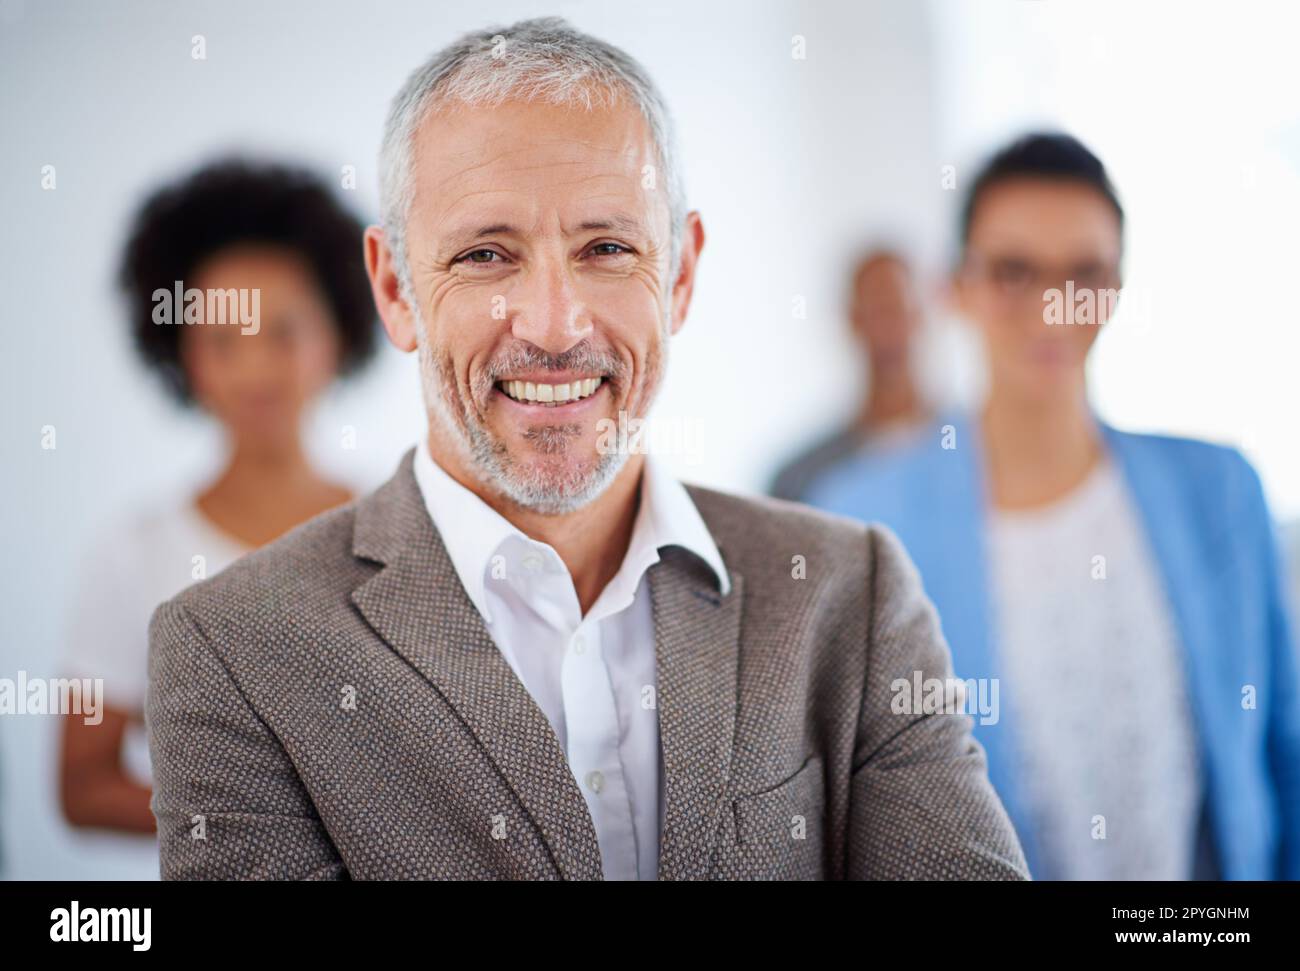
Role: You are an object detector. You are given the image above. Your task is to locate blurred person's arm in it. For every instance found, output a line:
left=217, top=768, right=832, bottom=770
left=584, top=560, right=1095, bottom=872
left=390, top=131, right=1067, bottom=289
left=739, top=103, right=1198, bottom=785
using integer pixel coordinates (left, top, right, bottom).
left=847, top=527, right=1029, bottom=879
left=59, top=710, right=155, bottom=833
left=60, top=521, right=156, bottom=835
left=147, top=598, right=346, bottom=880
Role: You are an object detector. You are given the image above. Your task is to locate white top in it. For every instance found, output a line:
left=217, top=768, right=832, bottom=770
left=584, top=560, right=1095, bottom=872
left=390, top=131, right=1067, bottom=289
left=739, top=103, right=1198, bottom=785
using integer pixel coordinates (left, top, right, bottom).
left=64, top=500, right=250, bottom=783
left=987, top=458, right=1203, bottom=880
left=413, top=442, right=729, bottom=881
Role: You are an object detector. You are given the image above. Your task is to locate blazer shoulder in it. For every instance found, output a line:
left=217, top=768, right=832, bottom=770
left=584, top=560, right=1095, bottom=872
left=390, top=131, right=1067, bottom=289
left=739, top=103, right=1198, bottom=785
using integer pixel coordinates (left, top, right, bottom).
left=683, top=485, right=932, bottom=652
left=163, top=499, right=365, bottom=625
left=1112, top=426, right=1248, bottom=472
left=1109, top=426, right=1264, bottom=506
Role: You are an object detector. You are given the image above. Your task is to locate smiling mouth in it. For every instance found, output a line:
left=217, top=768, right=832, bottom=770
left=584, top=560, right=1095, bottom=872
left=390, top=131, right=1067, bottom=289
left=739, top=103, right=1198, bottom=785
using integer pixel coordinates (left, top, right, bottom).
left=496, top=377, right=605, bottom=406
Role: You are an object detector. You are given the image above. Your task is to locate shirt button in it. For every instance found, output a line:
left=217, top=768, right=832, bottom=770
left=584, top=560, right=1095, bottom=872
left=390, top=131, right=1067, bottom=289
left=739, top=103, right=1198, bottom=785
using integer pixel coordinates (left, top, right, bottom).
left=572, top=633, right=586, bottom=655
left=585, top=770, right=605, bottom=794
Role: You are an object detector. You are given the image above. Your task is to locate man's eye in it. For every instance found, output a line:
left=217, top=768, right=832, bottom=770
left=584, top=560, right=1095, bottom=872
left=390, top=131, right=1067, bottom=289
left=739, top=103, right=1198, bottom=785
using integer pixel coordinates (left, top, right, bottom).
left=589, top=242, right=629, bottom=257
left=459, top=249, right=502, bottom=265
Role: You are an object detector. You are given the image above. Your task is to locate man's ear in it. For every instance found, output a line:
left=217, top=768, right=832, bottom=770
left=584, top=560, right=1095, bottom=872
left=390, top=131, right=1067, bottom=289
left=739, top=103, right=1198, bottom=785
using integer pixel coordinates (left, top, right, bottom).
left=668, top=211, right=705, bottom=336
left=364, top=225, right=418, bottom=352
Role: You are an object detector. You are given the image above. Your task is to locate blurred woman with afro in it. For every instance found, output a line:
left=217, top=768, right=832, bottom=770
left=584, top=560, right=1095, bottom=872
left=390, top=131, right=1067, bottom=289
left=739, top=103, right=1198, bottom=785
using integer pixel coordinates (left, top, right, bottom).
left=59, top=158, right=377, bottom=845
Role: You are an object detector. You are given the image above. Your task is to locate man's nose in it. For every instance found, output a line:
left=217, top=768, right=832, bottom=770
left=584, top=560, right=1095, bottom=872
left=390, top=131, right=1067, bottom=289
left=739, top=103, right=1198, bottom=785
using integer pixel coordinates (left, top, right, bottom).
left=508, top=254, right=593, bottom=355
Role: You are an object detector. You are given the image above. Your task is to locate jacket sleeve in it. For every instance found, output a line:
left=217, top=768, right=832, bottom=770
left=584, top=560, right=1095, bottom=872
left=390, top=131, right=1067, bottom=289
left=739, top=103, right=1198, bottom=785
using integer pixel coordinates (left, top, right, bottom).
left=847, top=525, right=1030, bottom=880
left=146, top=598, right=347, bottom=880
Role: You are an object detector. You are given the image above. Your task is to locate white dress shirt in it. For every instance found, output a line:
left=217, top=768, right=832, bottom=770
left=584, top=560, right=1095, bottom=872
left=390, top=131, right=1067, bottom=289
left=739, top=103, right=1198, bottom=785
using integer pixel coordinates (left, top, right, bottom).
left=412, top=442, right=729, bottom=880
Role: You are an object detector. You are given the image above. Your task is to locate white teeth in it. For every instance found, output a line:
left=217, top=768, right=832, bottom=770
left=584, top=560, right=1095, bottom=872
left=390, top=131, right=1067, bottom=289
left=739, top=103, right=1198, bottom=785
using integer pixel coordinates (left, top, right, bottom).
left=499, top=376, right=604, bottom=405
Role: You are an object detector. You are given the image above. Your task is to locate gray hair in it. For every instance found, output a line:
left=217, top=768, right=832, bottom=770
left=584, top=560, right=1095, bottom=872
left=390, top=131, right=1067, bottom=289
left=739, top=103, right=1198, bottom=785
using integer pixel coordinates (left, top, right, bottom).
left=378, top=17, right=687, bottom=298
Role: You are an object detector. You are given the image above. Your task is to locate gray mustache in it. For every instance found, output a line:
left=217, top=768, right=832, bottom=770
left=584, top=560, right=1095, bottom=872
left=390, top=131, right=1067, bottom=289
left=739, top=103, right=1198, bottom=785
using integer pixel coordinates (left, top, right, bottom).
left=484, top=342, right=626, bottom=382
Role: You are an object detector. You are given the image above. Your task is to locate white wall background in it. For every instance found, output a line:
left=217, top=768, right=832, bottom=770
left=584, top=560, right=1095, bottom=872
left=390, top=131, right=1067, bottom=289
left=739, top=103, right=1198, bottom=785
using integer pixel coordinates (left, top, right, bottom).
left=0, top=0, right=942, bottom=878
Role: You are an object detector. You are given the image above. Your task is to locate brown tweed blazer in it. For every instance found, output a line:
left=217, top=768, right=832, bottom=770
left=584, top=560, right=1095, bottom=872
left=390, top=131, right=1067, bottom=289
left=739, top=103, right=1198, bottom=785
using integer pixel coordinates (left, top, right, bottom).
left=147, top=448, right=1028, bottom=880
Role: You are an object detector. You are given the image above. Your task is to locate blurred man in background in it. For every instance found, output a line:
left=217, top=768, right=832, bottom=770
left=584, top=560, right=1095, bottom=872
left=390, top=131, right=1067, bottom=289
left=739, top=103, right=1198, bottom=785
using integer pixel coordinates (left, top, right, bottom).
left=806, top=132, right=1300, bottom=880
left=60, top=160, right=376, bottom=844
left=769, top=248, right=931, bottom=501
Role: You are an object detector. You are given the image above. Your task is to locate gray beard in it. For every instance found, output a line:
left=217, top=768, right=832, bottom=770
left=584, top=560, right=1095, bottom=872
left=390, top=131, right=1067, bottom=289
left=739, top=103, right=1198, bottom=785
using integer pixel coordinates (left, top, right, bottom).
left=458, top=402, right=628, bottom=516
left=413, top=305, right=666, bottom=516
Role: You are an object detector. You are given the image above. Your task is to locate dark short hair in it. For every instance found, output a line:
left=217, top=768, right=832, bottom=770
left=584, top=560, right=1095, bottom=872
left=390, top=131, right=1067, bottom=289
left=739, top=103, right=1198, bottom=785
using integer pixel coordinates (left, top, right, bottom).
left=959, top=132, right=1124, bottom=250
left=119, top=157, right=377, bottom=403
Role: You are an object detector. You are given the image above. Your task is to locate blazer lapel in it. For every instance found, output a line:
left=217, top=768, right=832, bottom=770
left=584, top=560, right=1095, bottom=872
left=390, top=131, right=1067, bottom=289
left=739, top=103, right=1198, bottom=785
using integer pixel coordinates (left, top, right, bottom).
left=650, top=546, right=744, bottom=880
left=349, top=449, right=604, bottom=880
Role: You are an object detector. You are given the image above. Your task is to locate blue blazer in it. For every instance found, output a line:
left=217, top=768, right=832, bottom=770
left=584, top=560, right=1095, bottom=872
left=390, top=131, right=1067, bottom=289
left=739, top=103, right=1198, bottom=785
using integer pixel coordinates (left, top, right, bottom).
left=805, top=414, right=1300, bottom=880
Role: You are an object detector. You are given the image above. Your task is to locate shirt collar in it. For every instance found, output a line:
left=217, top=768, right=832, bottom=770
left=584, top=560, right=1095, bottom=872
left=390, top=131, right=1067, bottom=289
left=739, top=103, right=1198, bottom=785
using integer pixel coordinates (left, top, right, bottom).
left=412, top=441, right=730, bottom=625
left=635, top=449, right=731, bottom=597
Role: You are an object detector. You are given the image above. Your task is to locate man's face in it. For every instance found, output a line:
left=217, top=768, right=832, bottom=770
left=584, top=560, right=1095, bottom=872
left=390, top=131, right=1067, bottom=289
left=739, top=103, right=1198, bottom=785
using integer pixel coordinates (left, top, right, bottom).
left=955, top=179, right=1121, bottom=405
left=377, top=96, right=694, bottom=514
left=850, top=257, right=921, bottom=370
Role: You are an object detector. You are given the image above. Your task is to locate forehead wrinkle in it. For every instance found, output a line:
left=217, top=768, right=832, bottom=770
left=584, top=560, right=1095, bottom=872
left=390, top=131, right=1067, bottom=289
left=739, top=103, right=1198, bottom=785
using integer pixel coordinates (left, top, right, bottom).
left=417, top=111, right=650, bottom=190
left=423, top=161, right=646, bottom=240
left=413, top=111, right=658, bottom=241
left=431, top=153, right=644, bottom=199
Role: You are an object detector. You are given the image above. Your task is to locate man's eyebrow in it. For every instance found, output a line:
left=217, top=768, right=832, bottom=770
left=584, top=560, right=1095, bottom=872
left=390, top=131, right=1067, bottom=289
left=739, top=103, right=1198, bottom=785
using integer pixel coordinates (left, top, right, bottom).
left=440, top=223, right=517, bottom=255
left=576, top=214, right=647, bottom=236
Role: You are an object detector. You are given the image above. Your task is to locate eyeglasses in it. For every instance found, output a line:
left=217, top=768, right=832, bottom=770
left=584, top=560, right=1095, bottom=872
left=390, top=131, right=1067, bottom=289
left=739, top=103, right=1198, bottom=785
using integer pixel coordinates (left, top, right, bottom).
left=962, top=252, right=1121, bottom=301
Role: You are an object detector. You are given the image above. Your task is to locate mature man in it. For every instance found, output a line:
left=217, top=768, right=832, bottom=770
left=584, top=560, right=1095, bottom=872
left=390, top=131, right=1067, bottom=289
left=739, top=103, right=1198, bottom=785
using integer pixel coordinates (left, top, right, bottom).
left=147, top=17, right=1028, bottom=880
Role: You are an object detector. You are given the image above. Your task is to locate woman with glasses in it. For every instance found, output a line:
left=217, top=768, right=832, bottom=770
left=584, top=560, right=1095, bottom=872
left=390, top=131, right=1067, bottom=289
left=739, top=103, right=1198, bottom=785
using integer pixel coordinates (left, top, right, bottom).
left=805, top=133, right=1299, bottom=881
